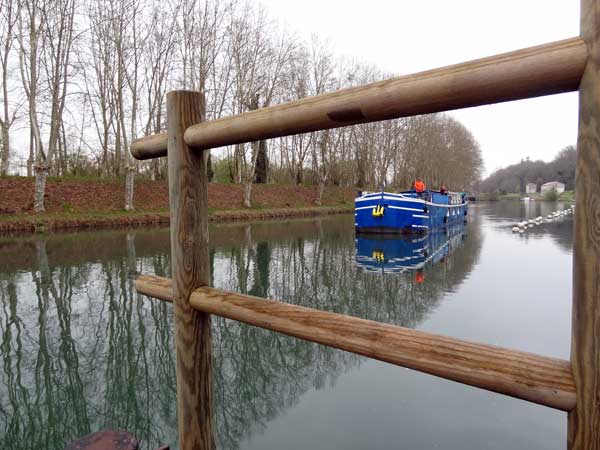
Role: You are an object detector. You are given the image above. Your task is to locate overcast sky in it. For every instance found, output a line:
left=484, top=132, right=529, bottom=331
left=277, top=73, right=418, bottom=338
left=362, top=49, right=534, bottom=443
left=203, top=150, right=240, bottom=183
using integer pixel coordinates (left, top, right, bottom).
left=259, top=0, right=580, bottom=176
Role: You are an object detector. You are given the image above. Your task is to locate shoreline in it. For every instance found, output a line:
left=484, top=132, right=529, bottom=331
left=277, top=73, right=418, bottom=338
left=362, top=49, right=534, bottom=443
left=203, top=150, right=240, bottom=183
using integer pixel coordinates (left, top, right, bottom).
left=0, top=206, right=353, bottom=235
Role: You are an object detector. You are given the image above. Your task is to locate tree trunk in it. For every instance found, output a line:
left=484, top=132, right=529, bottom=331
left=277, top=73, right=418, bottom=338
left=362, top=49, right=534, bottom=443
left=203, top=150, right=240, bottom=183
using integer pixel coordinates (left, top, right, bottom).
left=207, top=153, right=214, bottom=182
left=315, top=177, right=326, bottom=206
left=0, top=124, right=9, bottom=175
left=33, top=164, right=48, bottom=212
left=254, top=140, right=268, bottom=183
left=115, top=125, right=122, bottom=177
left=243, top=181, right=252, bottom=208
left=234, top=144, right=242, bottom=184
left=356, top=150, right=366, bottom=188
left=102, top=128, right=109, bottom=177
left=60, top=121, right=68, bottom=176
left=151, top=159, right=159, bottom=180
left=296, top=163, right=303, bottom=185
left=124, top=165, right=135, bottom=211
left=27, top=130, right=33, bottom=177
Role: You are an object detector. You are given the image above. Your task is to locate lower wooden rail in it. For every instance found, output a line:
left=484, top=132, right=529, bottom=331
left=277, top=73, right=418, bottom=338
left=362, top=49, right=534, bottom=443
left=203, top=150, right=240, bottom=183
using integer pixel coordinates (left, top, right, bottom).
left=135, top=274, right=575, bottom=412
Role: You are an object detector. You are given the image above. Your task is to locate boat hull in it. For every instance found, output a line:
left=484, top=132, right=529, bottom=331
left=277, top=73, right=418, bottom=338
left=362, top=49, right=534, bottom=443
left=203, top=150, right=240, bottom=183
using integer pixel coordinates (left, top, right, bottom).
left=354, top=191, right=467, bottom=234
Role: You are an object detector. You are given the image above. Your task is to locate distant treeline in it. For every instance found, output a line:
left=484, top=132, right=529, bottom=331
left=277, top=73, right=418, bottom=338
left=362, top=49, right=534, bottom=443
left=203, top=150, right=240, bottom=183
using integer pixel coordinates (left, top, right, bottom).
left=479, top=146, right=576, bottom=194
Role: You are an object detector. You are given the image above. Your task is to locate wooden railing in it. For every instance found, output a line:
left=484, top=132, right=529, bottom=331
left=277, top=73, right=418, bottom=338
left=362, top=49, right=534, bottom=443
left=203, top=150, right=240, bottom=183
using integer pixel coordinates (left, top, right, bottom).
left=130, top=2, right=600, bottom=449
left=135, top=274, right=575, bottom=412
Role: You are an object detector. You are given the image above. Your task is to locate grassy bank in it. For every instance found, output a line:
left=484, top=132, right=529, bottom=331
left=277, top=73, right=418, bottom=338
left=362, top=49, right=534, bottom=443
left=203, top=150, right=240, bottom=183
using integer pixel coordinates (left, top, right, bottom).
left=0, top=177, right=356, bottom=234
left=557, top=190, right=575, bottom=202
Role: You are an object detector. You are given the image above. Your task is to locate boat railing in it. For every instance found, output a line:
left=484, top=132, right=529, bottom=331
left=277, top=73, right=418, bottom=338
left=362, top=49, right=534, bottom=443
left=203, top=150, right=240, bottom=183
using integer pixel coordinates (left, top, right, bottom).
left=129, top=5, right=598, bottom=448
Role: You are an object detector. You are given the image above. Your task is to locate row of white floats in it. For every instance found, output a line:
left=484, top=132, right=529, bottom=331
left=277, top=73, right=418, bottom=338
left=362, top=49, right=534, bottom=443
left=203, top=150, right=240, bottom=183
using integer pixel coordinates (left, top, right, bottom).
left=512, top=205, right=575, bottom=233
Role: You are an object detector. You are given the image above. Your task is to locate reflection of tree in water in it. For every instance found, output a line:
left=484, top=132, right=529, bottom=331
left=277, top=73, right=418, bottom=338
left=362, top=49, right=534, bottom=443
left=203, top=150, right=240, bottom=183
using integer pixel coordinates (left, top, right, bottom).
left=212, top=315, right=355, bottom=449
left=0, top=240, right=95, bottom=449
left=0, top=234, right=177, bottom=450
left=210, top=223, right=362, bottom=449
left=0, top=217, right=482, bottom=450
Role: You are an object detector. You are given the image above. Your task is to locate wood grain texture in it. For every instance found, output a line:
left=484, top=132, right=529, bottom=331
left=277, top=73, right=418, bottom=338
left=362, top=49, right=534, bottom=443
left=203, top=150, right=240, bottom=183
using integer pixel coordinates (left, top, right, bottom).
left=129, top=37, right=586, bottom=160
left=568, top=1, right=600, bottom=448
left=135, top=274, right=576, bottom=412
left=167, top=91, right=215, bottom=450
left=131, top=132, right=170, bottom=160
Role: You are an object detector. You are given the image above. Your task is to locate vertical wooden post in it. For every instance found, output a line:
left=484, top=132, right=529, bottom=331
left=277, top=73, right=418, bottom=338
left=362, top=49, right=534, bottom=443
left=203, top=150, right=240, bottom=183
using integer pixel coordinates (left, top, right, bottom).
left=167, top=90, right=215, bottom=450
left=569, top=1, right=600, bottom=448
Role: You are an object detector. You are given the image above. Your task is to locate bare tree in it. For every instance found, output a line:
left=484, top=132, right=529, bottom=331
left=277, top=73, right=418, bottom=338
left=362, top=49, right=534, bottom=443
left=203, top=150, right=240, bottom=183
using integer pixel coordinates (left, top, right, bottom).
left=227, top=3, right=293, bottom=206
left=121, top=0, right=147, bottom=211
left=307, top=37, right=336, bottom=205
left=276, top=44, right=312, bottom=185
left=17, top=0, right=38, bottom=179
left=40, top=0, right=76, bottom=176
left=18, top=0, right=46, bottom=208
left=83, top=0, right=116, bottom=176
left=0, top=0, right=22, bottom=175
left=86, top=0, right=145, bottom=209
left=17, top=0, right=76, bottom=211
left=142, top=0, right=180, bottom=179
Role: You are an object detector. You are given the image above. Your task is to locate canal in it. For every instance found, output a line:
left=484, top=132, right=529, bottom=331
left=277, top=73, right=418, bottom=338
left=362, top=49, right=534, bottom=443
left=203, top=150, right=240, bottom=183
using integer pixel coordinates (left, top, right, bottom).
left=0, top=201, right=573, bottom=450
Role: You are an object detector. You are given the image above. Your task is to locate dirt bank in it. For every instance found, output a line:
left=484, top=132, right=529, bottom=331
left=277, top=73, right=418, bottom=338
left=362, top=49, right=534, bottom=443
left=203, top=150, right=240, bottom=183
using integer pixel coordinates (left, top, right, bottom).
left=0, top=177, right=355, bottom=234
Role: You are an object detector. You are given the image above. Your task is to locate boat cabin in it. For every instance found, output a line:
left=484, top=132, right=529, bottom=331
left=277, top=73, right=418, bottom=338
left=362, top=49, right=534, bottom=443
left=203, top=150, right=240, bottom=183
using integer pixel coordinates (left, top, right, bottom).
left=397, top=190, right=466, bottom=205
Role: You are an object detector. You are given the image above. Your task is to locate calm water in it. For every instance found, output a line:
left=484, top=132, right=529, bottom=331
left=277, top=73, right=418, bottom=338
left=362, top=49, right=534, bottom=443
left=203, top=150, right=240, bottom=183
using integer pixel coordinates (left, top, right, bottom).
left=0, top=201, right=574, bottom=450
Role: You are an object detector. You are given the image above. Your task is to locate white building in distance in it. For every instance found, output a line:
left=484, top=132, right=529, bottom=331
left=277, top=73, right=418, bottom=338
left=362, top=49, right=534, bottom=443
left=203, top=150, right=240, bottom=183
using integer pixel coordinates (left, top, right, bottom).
left=526, top=183, right=537, bottom=194
left=541, top=181, right=565, bottom=194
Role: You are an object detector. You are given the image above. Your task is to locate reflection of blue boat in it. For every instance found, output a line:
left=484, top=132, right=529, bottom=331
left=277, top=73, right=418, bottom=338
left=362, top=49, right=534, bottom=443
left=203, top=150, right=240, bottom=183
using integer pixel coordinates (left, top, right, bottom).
left=355, top=225, right=467, bottom=274
left=355, top=190, right=468, bottom=234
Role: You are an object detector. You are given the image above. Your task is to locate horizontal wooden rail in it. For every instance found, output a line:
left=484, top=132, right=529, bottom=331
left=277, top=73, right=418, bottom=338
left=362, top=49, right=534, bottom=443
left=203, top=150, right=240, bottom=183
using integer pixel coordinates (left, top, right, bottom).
left=131, top=37, right=586, bottom=160
left=135, top=274, right=576, bottom=412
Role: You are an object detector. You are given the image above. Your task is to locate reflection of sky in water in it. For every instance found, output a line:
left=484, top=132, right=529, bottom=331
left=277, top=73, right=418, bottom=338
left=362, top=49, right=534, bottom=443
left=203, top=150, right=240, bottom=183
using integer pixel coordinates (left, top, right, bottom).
left=0, top=203, right=572, bottom=450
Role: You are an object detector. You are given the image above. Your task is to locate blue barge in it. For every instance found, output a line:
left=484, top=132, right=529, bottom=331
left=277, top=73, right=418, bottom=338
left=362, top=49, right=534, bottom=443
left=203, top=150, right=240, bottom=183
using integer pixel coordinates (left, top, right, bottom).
left=355, top=190, right=468, bottom=234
